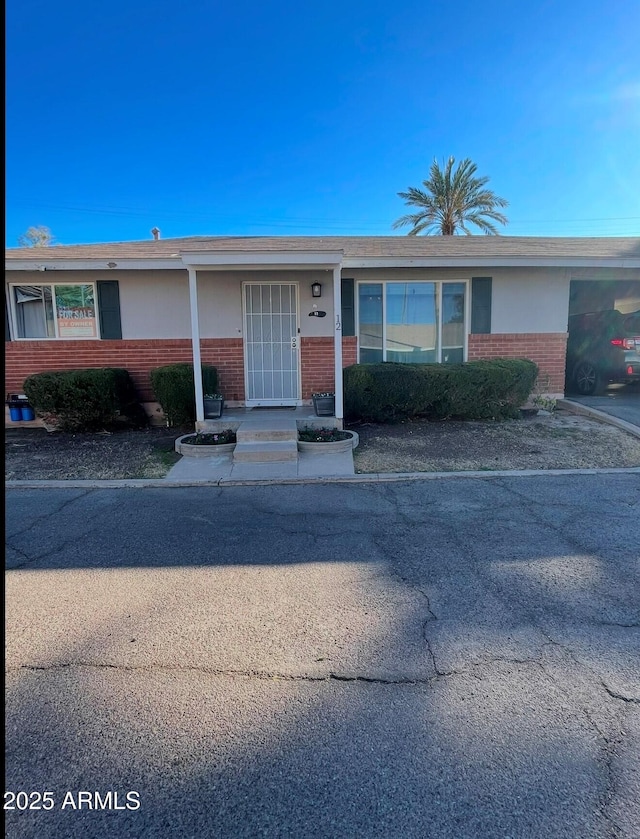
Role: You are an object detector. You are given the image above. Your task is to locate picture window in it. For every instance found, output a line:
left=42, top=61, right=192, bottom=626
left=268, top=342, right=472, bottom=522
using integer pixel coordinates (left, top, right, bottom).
left=10, top=283, right=98, bottom=339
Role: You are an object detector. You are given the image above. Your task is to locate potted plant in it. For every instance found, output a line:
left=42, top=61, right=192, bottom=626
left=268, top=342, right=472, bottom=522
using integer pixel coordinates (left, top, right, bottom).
left=312, top=392, right=335, bottom=417
left=203, top=393, right=225, bottom=418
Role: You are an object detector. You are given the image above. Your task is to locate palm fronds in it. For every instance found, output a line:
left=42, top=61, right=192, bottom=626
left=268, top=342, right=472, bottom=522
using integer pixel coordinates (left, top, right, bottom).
left=393, top=157, right=509, bottom=235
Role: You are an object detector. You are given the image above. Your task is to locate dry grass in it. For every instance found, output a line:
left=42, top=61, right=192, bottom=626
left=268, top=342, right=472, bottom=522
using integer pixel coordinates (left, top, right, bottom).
left=350, top=410, right=640, bottom=474
left=5, top=410, right=640, bottom=480
left=5, top=427, right=183, bottom=481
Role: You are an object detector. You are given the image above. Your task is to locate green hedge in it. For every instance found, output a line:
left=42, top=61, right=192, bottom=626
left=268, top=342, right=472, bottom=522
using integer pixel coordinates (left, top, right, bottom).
left=344, top=358, right=539, bottom=423
left=23, top=368, right=145, bottom=431
left=150, top=363, right=218, bottom=427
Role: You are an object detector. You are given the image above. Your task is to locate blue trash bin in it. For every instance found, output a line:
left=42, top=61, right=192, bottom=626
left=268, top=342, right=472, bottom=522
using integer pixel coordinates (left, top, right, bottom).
left=20, top=405, right=36, bottom=421
left=9, top=405, right=22, bottom=422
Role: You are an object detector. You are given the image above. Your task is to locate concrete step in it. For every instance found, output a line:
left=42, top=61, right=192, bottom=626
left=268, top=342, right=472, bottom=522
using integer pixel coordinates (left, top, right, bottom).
left=236, top=425, right=298, bottom=443
left=233, top=441, right=298, bottom=463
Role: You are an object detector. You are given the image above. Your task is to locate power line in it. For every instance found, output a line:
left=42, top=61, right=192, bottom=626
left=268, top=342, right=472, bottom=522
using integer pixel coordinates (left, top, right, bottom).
left=8, top=201, right=640, bottom=234
left=10, top=201, right=640, bottom=225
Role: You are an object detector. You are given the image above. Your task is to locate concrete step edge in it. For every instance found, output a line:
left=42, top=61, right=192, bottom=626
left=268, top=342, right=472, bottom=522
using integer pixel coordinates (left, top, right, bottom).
left=236, top=429, right=298, bottom=442
left=233, top=440, right=299, bottom=463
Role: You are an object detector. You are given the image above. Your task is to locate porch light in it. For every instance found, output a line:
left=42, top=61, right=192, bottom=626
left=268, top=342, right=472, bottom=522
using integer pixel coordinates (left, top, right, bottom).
left=311, top=282, right=322, bottom=298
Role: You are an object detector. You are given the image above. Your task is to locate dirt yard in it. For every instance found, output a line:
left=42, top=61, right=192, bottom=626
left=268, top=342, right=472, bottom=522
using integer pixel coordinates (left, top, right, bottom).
left=351, top=409, right=640, bottom=473
left=5, top=426, right=184, bottom=481
left=5, top=408, right=640, bottom=480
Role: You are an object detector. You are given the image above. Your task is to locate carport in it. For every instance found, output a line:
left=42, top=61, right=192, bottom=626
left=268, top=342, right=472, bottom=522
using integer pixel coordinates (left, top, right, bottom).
left=569, top=279, right=640, bottom=317
left=565, top=278, right=640, bottom=395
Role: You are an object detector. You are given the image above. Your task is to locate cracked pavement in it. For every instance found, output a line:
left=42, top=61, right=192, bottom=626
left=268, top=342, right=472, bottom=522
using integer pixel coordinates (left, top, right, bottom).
left=5, top=474, right=640, bottom=838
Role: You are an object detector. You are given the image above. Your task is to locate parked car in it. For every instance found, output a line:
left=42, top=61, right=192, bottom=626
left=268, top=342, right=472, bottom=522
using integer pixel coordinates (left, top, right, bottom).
left=566, top=309, right=640, bottom=395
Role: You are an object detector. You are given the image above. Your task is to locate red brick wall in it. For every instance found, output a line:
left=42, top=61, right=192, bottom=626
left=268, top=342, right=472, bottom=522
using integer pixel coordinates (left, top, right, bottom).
left=4, top=339, right=246, bottom=402
left=5, top=335, right=359, bottom=404
left=299, top=336, right=358, bottom=397
left=468, top=333, right=568, bottom=393
left=342, top=336, right=357, bottom=368
left=201, top=339, right=245, bottom=402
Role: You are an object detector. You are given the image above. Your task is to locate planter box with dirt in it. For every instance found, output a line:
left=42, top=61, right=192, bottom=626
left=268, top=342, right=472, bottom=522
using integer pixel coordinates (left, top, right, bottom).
left=175, top=430, right=237, bottom=457
left=297, top=428, right=358, bottom=454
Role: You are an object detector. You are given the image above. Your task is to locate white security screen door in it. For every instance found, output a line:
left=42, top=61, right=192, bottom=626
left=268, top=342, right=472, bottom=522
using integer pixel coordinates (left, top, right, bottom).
left=243, top=283, right=300, bottom=405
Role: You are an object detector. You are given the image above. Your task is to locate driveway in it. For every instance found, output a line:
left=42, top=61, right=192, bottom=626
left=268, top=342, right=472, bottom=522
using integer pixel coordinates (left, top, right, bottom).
left=567, top=381, right=640, bottom=427
left=5, top=476, right=640, bottom=838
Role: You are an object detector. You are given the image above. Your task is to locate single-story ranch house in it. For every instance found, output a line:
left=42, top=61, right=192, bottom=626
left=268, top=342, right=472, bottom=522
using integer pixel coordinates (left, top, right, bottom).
left=5, top=235, right=640, bottom=425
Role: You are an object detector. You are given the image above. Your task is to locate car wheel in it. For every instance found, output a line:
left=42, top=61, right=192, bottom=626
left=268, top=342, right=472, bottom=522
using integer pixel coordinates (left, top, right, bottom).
left=573, top=361, right=601, bottom=395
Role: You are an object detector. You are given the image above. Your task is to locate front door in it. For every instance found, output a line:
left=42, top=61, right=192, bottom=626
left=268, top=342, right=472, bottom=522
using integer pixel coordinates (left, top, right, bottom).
left=243, top=282, right=300, bottom=405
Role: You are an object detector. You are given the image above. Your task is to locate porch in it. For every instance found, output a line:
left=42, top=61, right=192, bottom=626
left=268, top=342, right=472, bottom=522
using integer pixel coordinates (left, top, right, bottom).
left=181, top=248, right=345, bottom=424
left=167, top=407, right=354, bottom=482
left=196, top=405, right=342, bottom=432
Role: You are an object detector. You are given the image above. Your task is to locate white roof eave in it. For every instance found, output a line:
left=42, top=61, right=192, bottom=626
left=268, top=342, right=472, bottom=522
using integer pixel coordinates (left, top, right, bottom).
left=4, top=258, right=183, bottom=272
left=341, top=256, right=640, bottom=269
left=5, top=254, right=640, bottom=272
left=179, top=250, right=345, bottom=269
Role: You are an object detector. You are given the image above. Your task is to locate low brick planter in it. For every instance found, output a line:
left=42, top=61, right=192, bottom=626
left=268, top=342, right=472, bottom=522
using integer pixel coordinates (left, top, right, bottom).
left=297, top=430, right=359, bottom=454
left=175, top=434, right=236, bottom=457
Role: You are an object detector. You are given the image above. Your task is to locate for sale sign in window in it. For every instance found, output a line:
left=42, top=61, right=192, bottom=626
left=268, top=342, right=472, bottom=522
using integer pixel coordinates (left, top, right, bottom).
left=55, top=285, right=97, bottom=338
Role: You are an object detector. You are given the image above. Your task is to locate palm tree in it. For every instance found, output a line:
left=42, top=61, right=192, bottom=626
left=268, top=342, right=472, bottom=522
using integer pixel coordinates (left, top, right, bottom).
left=393, top=157, right=509, bottom=235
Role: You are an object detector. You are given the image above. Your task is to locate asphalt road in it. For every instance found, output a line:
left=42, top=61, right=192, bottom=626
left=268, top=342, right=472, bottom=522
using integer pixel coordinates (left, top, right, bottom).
left=5, top=475, right=640, bottom=839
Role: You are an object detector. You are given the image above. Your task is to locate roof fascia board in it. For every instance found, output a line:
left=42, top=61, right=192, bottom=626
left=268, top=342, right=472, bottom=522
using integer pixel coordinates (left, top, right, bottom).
left=342, top=257, right=640, bottom=269
left=180, top=250, right=344, bottom=269
left=6, top=253, right=639, bottom=273
left=4, top=258, right=182, bottom=272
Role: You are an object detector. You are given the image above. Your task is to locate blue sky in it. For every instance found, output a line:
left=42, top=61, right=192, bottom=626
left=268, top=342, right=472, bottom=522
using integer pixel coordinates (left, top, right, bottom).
left=6, top=0, right=640, bottom=246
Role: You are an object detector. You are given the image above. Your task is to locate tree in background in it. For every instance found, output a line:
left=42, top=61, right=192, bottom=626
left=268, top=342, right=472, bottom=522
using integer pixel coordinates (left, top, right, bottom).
left=18, top=226, right=55, bottom=247
left=393, top=157, right=509, bottom=235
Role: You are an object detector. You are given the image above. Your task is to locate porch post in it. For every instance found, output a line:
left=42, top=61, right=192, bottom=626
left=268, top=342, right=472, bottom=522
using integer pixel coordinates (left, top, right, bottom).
left=332, top=265, right=343, bottom=422
left=187, top=266, right=204, bottom=423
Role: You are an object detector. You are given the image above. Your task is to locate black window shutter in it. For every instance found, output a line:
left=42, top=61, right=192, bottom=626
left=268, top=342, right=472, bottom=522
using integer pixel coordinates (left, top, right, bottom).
left=97, top=280, right=122, bottom=339
left=5, top=296, right=11, bottom=341
left=471, top=277, right=492, bottom=334
left=341, top=278, right=355, bottom=336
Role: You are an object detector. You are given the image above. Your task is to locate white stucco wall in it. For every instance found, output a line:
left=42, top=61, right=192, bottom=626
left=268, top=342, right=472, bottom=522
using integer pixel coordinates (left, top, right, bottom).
left=119, top=268, right=334, bottom=339
left=4, top=268, right=335, bottom=340
left=348, top=267, right=570, bottom=333
left=491, top=268, right=640, bottom=332
left=126, top=265, right=640, bottom=340
left=195, top=269, right=334, bottom=339
left=490, top=268, right=570, bottom=333
left=7, top=265, right=638, bottom=341
left=119, top=271, right=191, bottom=338
left=3, top=269, right=194, bottom=339
left=296, top=270, right=335, bottom=338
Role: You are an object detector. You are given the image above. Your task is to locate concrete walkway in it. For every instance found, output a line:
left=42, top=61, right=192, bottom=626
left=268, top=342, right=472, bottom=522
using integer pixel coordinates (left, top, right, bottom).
left=165, top=449, right=355, bottom=481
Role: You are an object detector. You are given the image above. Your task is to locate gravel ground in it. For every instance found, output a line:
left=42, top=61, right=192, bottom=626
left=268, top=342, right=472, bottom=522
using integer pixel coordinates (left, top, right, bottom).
left=350, top=409, right=640, bottom=473
left=5, top=409, right=640, bottom=480
left=5, top=426, right=184, bottom=481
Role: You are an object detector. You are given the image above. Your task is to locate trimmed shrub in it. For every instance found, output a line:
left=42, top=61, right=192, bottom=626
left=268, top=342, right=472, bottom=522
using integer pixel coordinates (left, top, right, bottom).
left=23, top=368, right=145, bottom=431
left=343, top=363, right=431, bottom=423
left=150, top=363, right=218, bottom=427
left=344, top=358, right=539, bottom=423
